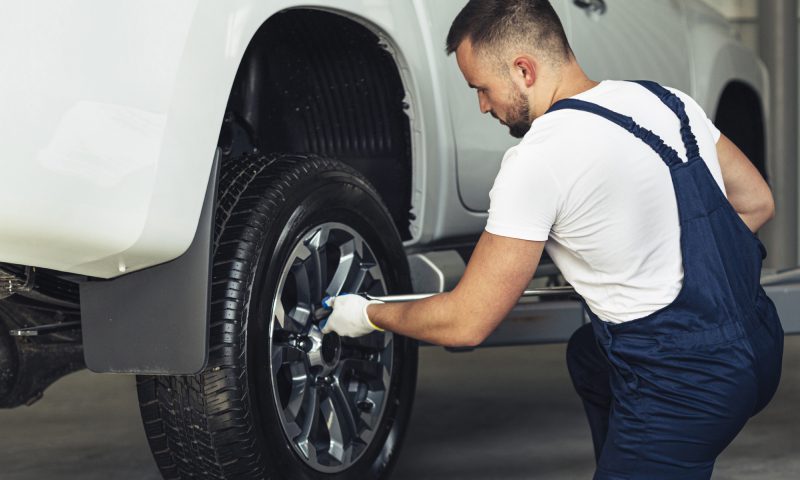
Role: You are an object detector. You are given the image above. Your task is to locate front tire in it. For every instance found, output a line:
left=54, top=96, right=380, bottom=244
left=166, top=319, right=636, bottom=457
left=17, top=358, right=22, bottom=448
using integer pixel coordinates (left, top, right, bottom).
left=137, top=154, right=417, bottom=479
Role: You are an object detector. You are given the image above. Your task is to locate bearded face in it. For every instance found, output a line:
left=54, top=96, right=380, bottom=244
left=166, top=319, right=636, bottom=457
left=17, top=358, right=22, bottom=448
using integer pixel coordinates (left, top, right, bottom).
left=489, top=82, right=532, bottom=138
left=455, top=39, right=534, bottom=139
left=498, top=83, right=534, bottom=138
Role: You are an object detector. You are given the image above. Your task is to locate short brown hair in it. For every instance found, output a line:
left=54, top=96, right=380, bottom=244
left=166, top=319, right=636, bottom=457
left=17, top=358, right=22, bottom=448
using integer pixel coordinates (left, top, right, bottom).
left=446, top=0, right=572, bottom=64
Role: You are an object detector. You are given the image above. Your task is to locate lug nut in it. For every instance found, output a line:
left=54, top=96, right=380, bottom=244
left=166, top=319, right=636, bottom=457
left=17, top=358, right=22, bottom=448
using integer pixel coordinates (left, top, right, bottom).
left=315, top=375, right=335, bottom=387
left=273, top=330, right=296, bottom=343
left=357, top=400, right=374, bottom=413
left=297, top=338, right=313, bottom=352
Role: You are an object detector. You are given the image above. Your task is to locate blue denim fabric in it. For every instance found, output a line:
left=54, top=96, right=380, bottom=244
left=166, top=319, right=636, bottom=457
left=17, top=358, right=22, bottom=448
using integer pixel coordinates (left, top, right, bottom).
left=555, top=81, right=784, bottom=480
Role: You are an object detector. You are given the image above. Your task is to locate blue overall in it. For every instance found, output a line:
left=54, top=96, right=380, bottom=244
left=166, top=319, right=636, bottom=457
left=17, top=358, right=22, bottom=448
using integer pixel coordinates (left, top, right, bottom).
left=550, top=81, right=784, bottom=479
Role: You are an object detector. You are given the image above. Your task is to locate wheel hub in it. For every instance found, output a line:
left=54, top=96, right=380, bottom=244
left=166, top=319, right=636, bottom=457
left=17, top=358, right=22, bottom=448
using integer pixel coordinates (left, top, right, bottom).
left=305, top=327, right=342, bottom=376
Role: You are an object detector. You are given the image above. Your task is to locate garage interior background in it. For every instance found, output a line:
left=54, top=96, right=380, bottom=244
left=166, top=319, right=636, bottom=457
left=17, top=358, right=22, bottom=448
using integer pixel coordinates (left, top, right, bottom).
left=701, top=0, right=799, bottom=271
left=704, top=0, right=769, bottom=46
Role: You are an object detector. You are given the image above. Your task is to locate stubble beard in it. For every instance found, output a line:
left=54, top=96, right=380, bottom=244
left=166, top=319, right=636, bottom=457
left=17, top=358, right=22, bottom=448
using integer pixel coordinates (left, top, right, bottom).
left=506, top=87, right=533, bottom=139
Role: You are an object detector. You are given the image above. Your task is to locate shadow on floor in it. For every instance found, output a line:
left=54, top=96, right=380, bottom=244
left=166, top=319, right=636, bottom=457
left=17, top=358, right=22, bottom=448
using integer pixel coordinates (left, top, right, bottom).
left=0, top=337, right=797, bottom=479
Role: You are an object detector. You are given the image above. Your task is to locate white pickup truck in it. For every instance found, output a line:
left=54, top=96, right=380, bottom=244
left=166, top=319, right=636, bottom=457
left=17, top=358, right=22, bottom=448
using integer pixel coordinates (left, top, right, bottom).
left=0, top=1, right=781, bottom=479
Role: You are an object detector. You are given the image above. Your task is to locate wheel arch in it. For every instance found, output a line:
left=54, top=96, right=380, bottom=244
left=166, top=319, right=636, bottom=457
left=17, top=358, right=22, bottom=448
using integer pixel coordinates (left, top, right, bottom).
left=218, top=8, right=416, bottom=241
left=713, top=80, right=768, bottom=180
left=79, top=5, right=422, bottom=375
left=685, top=21, right=769, bottom=179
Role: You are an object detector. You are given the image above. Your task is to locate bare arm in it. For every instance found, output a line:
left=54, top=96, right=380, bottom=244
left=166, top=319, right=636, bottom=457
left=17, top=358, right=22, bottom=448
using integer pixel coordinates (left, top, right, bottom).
left=367, top=232, right=544, bottom=347
left=716, top=133, right=775, bottom=232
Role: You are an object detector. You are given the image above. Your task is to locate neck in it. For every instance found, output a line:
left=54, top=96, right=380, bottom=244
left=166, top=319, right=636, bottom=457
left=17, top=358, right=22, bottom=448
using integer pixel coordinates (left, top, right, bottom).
left=530, top=61, right=599, bottom=118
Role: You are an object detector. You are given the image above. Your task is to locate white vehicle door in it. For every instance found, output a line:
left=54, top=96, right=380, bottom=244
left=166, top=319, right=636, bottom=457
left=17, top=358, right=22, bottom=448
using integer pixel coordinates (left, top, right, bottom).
left=565, top=0, right=691, bottom=93
left=423, top=0, right=574, bottom=213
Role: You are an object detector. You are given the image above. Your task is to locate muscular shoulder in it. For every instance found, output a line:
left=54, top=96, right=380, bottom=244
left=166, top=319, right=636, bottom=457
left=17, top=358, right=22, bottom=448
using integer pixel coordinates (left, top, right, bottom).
left=509, top=101, right=622, bottom=175
left=514, top=109, right=595, bottom=161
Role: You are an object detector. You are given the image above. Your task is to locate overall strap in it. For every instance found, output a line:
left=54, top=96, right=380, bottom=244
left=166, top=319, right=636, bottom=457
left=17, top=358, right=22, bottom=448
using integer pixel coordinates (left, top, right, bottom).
left=630, top=80, right=700, bottom=161
left=547, top=99, right=683, bottom=168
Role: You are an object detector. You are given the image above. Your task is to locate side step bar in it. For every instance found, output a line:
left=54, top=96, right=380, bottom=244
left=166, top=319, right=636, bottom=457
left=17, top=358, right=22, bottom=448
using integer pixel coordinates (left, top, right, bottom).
left=367, top=286, right=585, bottom=350
left=366, top=286, right=576, bottom=303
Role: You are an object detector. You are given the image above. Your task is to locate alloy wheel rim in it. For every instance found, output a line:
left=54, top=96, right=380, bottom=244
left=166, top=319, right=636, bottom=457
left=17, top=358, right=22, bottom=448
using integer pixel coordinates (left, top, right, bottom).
left=268, top=222, right=394, bottom=473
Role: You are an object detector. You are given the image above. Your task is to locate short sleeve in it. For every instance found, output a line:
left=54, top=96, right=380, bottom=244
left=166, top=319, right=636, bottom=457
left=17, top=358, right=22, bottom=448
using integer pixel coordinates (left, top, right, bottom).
left=485, top=145, right=560, bottom=241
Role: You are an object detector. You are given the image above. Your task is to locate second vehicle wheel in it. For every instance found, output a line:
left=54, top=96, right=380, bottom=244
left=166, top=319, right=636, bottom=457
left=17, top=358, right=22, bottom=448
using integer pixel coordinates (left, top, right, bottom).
left=137, top=154, right=418, bottom=479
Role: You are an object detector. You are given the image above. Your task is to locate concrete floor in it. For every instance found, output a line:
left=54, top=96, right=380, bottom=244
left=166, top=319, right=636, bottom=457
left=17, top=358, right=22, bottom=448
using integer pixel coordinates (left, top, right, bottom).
left=0, top=337, right=797, bottom=479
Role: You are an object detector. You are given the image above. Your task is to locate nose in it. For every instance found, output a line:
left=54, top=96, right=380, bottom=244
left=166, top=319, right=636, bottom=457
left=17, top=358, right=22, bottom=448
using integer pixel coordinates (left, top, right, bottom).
left=478, top=92, right=491, bottom=114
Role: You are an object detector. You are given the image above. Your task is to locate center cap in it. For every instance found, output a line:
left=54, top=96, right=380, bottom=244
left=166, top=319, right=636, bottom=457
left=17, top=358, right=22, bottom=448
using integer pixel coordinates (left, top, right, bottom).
left=306, top=327, right=342, bottom=375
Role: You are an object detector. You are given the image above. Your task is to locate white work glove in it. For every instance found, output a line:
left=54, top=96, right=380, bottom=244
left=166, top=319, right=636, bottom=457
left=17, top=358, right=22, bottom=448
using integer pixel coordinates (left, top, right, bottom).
left=320, top=294, right=384, bottom=337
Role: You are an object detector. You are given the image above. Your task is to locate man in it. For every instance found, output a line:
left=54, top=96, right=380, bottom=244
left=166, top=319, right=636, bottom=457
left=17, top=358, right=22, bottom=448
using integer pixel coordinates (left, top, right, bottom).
left=321, top=1, right=784, bottom=478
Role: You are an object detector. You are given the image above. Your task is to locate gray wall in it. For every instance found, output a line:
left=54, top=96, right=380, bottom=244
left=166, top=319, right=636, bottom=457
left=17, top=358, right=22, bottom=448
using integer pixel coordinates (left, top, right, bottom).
left=702, top=0, right=760, bottom=49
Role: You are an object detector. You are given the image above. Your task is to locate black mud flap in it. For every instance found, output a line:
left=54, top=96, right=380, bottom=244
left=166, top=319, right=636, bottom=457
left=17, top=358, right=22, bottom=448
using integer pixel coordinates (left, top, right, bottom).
left=79, top=153, right=219, bottom=374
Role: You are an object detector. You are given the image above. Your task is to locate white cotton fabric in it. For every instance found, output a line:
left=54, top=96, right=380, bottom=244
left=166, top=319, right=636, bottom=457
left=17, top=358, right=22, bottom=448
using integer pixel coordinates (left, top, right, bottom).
left=485, top=80, right=723, bottom=323
left=322, top=294, right=384, bottom=337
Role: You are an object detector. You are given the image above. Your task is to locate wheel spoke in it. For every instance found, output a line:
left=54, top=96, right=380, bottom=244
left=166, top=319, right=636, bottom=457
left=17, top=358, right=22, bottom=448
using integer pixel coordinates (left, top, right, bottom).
left=322, top=385, right=358, bottom=464
left=338, top=358, right=387, bottom=392
left=273, top=298, right=287, bottom=329
left=291, top=255, right=313, bottom=307
left=271, top=344, right=285, bottom=377
left=331, top=382, right=359, bottom=438
left=306, top=226, right=330, bottom=300
left=285, top=362, right=310, bottom=419
left=271, top=343, right=306, bottom=377
left=294, top=384, right=320, bottom=461
left=366, top=264, right=384, bottom=289
left=348, top=262, right=370, bottom=294
left=326, top=239, right=357, bottom=297
left=287, top=305, right=311, bottom=331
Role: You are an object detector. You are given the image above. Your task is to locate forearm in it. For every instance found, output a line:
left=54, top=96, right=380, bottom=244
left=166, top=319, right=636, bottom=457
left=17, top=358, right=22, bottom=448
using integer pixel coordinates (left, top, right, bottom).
left=322, top=233, right=543, bottom=346
left=739, top=204, right=775, bottom=233
left=716, top=133, right=775, bottom=234
left=364, top=233, right=543, bottom=346
left=366, top=293, right=479, bottom=347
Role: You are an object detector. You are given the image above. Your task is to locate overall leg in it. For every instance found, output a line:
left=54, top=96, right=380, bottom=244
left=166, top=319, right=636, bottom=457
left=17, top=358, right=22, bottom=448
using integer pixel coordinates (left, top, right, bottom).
left=594, top=336, right=758, bottom=480
left=566, top=323, right=612, bottom=463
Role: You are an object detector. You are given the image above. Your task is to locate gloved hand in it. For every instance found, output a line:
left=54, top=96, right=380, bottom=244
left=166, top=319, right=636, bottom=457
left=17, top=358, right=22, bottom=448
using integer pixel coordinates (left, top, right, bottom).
left=320, top=294, right=384, bottom=337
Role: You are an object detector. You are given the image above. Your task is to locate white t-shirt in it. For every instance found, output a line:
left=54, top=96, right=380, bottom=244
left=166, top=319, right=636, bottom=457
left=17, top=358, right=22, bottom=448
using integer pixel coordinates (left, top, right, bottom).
left=485, top=80, right=723, bottom=323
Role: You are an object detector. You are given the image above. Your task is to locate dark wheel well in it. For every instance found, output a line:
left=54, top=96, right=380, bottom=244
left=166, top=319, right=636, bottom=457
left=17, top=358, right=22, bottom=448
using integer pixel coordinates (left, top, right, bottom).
left=714, top=81, right=767, bottom=181
left=218, top=9, right=414, bottom=240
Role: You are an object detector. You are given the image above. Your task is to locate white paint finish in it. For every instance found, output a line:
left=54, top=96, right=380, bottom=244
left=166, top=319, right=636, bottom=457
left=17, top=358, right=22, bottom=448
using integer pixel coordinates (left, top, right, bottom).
left=680, top=0, right=767, bottom=116
left=430, top=0, right=518, bottom=214
left=0, top=0, right=199, bottom=277
left=568, top=0, right=692, bottom=94
left=407, top=0, right=500, bottom=239
left=0, top=0, right=442, bottom=277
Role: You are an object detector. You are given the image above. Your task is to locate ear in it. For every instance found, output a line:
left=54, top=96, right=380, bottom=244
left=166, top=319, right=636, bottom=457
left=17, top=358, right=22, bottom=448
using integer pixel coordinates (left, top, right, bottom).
left=512, top=56, right=537, bottom=88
